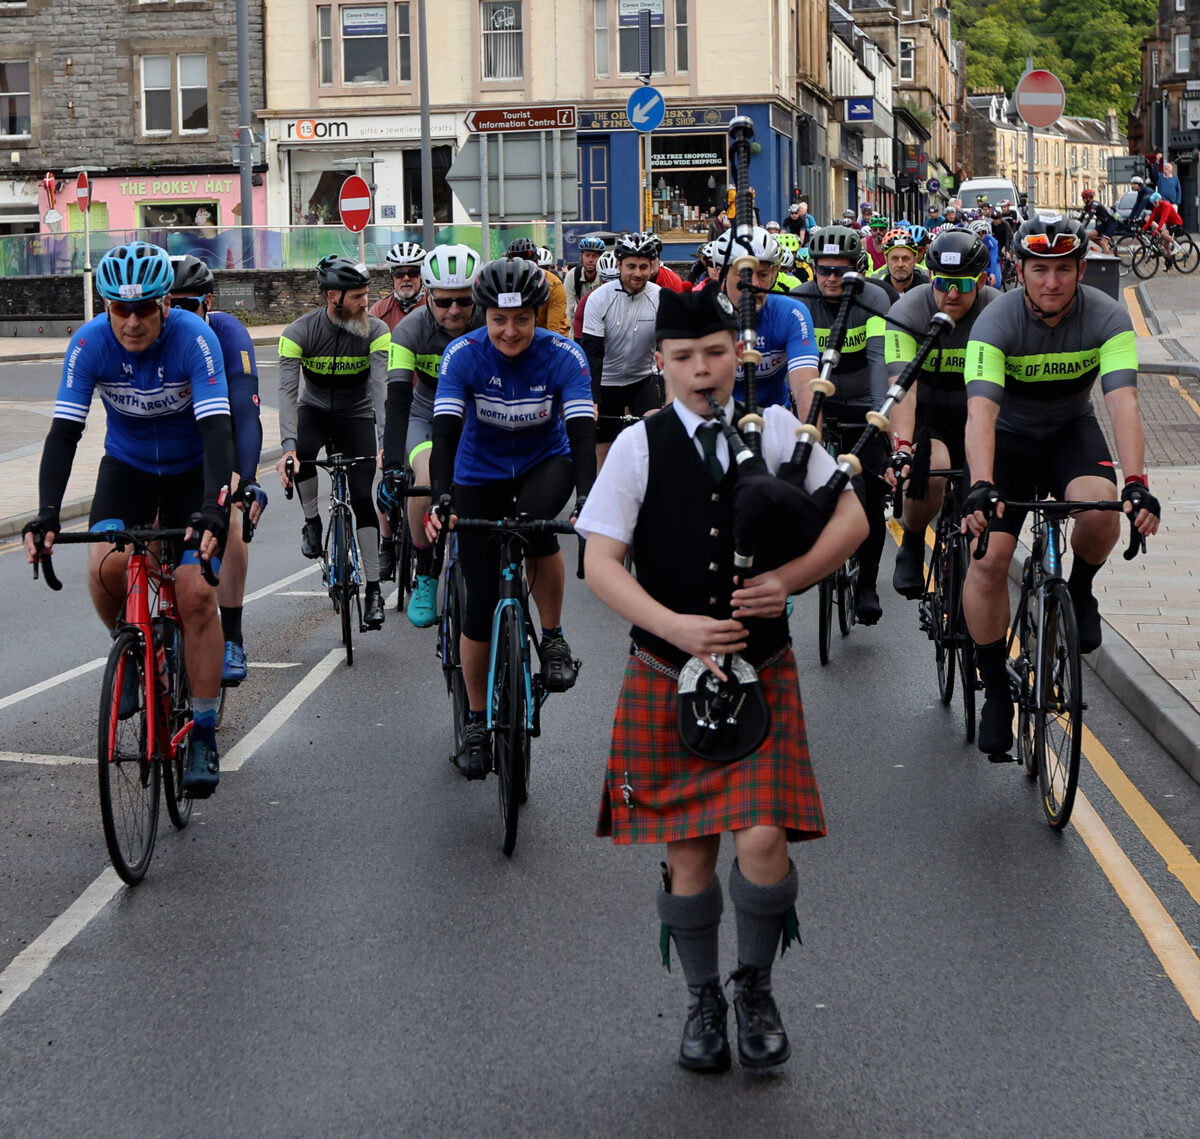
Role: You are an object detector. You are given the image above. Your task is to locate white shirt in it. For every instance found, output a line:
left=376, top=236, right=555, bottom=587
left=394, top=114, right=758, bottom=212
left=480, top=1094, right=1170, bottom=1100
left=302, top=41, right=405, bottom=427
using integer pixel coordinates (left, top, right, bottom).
left=576, top=399, right=845, bottom=546
left=580, top=279, right=662, bottom=386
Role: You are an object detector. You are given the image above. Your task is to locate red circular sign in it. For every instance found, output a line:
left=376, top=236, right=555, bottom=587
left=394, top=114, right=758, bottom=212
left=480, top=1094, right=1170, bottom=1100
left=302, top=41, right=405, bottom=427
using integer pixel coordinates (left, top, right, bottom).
left=338, top=175, right=372, bottom=233
left=1014, top=70, right=1066, bottom=129
left=76, top=171, right=91, bottom=213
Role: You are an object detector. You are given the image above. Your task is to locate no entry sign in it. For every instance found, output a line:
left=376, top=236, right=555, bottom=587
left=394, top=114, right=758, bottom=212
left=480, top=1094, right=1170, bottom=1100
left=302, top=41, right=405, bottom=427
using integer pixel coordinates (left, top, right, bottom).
left=76, top=172, right=91, bottom=213
left=1014, top=70, right=1066, bottom=129
left=338, top=175, right=372, bottom=232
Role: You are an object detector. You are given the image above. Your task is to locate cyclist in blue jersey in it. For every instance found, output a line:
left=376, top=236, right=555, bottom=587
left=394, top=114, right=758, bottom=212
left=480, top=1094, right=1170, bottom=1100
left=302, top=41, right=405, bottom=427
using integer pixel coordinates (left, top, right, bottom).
left=969, top=219, right=1003, bottom=287
left=711, top=225, right=819, bottom=410
left=169, top=256, right=266, bottom=687
left=425, top=259, right=597, bottom=778
left=23, top=242, right=233, bottom=797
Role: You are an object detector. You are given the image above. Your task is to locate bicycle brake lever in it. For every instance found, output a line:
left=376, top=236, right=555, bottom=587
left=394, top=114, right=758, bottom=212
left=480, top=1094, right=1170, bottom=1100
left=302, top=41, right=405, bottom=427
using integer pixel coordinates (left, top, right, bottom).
left=1122, top=513, right=1146, bottom=561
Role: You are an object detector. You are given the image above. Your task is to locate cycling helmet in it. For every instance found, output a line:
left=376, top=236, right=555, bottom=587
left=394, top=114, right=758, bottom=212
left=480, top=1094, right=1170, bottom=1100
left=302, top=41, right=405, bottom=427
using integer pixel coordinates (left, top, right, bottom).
left=385, top=241, right=426, bottom=267
left=505, top=236, right=539, bottom=260
left=882, top=229, right=919, bottom=253
left=1081, top=188, right=1096, bottom=201
left=421, top=244, right=482, bottom=290
left=1149, top=191, right=1163, bottom=205
left=596, top=250, right=620, bottom=281
left=926, top=228, right=990, bottom=277
left=96, top=242, right=175, bottom=301
left=998, top=199, right=1012, bottom=208
left=1014, top=214, right=1088, bottom=261
left=766, top=219, right=781, bottom=232
left=698, top=242, right=714, bottom=261
left=895, top=218, right=913, bottom=230
left=869, top=214, right=890, bottom=230
left=640, top=230, right=664, bottom=256
left=712, top=225, right=781, bottom=266
left=537, top=245, right=554, bottom=269
left=775, top=232, right=801, bottom=253
left=578, top=234, right=606, bottom=253
left=968, top=219, right=992, bottom=237
left=472, top=257, right=550, bottom=310
left=169, top=254, right=215, bottom=295
left=811, top=225, right=862, bottom=260
left=778, top=248, right=796, bottom=270
left=976, top=194, right=989, bottom=206
left=909, top=225, right=930, bottom=245
left=613, top=231, right=659, bottom=261
left=316, top=255, right=371, bottom=291
left=1130, top=176, right=1144, bottom=186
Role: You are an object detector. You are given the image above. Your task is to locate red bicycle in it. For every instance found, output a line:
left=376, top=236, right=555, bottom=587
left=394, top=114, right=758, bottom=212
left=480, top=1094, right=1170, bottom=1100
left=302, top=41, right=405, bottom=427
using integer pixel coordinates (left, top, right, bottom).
left=32, top=523, right=219, bottom=884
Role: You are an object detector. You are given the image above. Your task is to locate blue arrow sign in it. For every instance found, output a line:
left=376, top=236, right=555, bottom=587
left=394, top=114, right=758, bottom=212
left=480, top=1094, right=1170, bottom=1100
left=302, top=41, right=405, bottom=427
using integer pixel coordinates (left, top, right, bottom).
left=627, top=86, right=665, bottom=133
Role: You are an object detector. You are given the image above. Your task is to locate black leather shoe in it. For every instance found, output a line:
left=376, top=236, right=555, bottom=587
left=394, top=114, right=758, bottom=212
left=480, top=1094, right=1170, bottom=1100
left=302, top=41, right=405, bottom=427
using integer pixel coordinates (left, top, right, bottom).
left=979, top=693, right=1014, bottom=756
left=540, top=635, right=579, bottom=692
left=855, top=586, right=883, bottom=626
left=453, top=721, right=491, bottom=780
left=892, top=537, right=926, bottom=599
left=378, top=540, right=396, bottom=582
left=301, top=517, right=323, bottom=559
left=730, top=966, right=791, bottom=1069
left=364, top=584, right=385, bottom=630
left=678, top=982, right=731, bottom=1073
left=1071, top=588, right=1102, bottom=654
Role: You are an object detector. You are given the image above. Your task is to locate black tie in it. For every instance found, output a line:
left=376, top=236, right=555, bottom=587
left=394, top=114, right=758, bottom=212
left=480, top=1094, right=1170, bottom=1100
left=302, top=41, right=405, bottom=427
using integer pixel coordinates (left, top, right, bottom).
left=697, top=423, right=724, bottom=483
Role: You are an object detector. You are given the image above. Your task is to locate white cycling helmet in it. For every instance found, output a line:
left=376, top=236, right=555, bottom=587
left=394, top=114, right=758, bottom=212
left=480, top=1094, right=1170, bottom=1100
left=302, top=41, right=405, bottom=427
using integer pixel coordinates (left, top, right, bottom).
left=537, top=245, right=554, bottom=269
left=386, top=241, right=426, bottom=267
left=778, top=247, right=796, bottom=270
left=766, top=219, right=781, bottom=232
left=421, top=244, right=482, bottom=290
left=596, top=251, right=620, bottom=281
left=712, top=225, right=781, bottom=267
left=968, top=219, right=991, bottom=237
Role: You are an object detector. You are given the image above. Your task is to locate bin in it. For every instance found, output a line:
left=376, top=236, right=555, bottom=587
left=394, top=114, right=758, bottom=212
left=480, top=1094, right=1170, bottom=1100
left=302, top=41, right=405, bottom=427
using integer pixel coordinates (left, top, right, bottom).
left=1084, top=254, right=1121, bottom=300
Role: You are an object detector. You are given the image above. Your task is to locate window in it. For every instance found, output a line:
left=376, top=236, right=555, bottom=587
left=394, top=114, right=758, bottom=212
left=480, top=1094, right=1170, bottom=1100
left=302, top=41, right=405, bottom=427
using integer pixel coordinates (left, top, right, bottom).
left=1070, top=145, right=1077, bottom=167
left=482, top=1, right=523, bottom=80
left=1082, top=150, right=1088, bottom=170
left=141, top=54, right=208, bottom=135
left=142, top=56, right=172, bottom=133
left=1151, top=48, right=1159, bottom=87
left=594, top=0, right=609, bottom=76
left=1174, top=33, right=1189, bottom=74
left=619, top=10, right=665, bottom=75
left=675, top=0, right=688, bottom=73
left=899, top=39, right=914, bottom=82
left=395, top=2, right=411, bottom=82
left=342, top=5, right=388, bottom=83
left=179, top=55, right=208, bottom=131
left=318, top=6, right=334, bottom=85
left=900, top=0, right=913, bottom=12
left=1177, top=0, right=1185, bottom=10
left=1053, top=142, right=1059, bottom=163
left=0, top=60, right=31, bottom=138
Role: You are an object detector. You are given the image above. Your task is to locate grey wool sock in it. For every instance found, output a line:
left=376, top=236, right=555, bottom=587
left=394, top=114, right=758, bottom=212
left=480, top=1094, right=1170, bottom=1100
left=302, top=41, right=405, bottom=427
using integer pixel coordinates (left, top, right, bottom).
left=656, top=876, right=723, bottom=996
left=728, top=858, right=800, bottom=985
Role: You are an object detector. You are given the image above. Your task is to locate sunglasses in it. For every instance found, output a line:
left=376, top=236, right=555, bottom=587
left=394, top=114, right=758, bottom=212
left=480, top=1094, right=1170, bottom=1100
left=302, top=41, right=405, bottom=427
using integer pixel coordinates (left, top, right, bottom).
left=932, top=275, right=981, bottom=294
left=814, top=264, right=852, bottom=278
left=1020, top=233, right=1082, bottom=256
left=109, top=299, right=160, bottom=318
left=430, top=296, right=474, bottom=310
left=170, top=295, right=206, bottom=312
left=392, top=268, right=422, bottom=278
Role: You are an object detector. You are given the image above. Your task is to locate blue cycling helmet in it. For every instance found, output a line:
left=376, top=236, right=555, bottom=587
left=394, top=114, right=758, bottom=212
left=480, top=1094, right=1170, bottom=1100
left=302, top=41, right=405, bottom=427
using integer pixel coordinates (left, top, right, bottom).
left=578, top=234, right=606, bottom=252
left=96, top=242, right=175, bottom=301
left=909, top=224, right=930, bottom=245
left=895, top=218, right=913, bottom=230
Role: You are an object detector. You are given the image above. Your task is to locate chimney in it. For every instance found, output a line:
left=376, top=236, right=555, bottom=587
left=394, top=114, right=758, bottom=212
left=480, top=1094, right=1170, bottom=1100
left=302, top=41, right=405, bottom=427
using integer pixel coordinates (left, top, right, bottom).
left=1105, top=107, right=1120, bottom=144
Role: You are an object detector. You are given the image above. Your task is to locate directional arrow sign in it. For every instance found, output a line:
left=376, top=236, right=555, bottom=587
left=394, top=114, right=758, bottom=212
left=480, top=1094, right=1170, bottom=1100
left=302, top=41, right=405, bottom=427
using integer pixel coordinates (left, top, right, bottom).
left=627, top=86, right=665, bottom=133
left=465, top=105, right=577, bottom=133
left=338, top=174, right=372, bottom=233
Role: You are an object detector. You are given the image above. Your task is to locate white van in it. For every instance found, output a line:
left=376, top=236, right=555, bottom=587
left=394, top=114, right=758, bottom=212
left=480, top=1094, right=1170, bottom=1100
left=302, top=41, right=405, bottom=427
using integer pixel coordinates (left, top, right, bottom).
left=957, top=176, right=1023, bottom=219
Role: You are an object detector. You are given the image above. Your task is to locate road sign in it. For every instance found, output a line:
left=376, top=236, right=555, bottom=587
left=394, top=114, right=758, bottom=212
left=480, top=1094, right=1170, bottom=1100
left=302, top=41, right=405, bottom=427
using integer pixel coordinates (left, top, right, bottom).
left=627, top=86, right=664, bottom=133
left=577, top=105, right=734, bottom=132
left=75, top=172, right=91, bottom=213
left=464, top=105, right=576, bottom=133
left=1014, top=70, right=1066, bottom=129
left=445, top=132, right=579, bottom=219
left=926, top=177, right=941, bottom=193
left=338, top=175, right=372, bottom=232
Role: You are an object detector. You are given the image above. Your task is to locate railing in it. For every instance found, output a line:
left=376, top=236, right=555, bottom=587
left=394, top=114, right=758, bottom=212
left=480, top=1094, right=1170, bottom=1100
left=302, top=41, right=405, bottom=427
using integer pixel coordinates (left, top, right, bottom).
left=0, top=222, right=558, bottom=279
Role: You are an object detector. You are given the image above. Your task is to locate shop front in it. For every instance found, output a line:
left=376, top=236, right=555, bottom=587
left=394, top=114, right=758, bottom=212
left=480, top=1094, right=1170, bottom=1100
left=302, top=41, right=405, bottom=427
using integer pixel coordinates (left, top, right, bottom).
left=648, top=133, right=728, bottom=245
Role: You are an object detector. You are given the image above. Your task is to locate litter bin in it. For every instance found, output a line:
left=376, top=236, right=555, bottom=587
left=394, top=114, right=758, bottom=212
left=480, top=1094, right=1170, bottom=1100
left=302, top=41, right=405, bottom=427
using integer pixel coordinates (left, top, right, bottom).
left=1084, top=254, right=1121, bottom=300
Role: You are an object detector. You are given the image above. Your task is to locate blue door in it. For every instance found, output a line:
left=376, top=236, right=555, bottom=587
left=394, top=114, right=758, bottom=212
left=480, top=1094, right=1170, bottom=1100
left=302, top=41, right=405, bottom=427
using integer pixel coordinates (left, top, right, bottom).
left=577, top=139, right=610, bottom=227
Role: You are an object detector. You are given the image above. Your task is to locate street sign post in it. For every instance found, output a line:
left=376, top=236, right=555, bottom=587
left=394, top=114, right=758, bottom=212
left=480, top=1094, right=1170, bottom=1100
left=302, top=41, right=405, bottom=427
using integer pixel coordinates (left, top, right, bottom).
left=76, top=172, right=94, bottom=321
left=1015, top=64, right=1066, bottom=212
left=338, top=173, right=372, bottom=264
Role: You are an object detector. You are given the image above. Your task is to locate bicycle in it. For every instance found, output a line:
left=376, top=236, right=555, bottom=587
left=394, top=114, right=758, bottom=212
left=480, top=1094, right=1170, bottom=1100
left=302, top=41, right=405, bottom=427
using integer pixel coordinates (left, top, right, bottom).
left=816, top=417, right=860, bottom=666
left=216, top=480, right=265, bottom=729
left=378, top=467, right=432, bottom=613
left=436, top=507, right=581, bottom=856
left=1131, top=229, right=1199, bottom=278
left=976, top=497, right=1144, bottom=829
left=30, top=522, right=219, bottom=884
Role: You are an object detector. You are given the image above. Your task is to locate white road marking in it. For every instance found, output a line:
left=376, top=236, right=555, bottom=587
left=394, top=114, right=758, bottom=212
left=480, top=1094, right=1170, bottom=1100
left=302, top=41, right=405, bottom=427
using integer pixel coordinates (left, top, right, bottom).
left=0, top=751, right=90, bottom=766
left=0, top=658, right=105, bottom=712
left=278, top=590, right=328, bottom=597
left=247, top=662, right=302, bottom=669
left=241, top=564, right=319, bottom=604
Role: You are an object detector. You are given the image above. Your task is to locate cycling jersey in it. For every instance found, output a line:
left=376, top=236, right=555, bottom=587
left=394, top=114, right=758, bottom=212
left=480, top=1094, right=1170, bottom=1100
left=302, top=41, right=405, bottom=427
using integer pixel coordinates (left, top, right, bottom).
left=1144, top=201, right=1182, bottom=231
left=964, top=284, right=1138, bottom=438
left=277, top=307, right=390, bottom=453
left=369, top=288, right=425, bottom=332
left=54, top=308, right=230, bottom=475
left=207, top=310, right=262, bottom=479
left=771, top=271, right=803, bottom=292
left=651, top=264, right=686, bottom=292
left=565, top=264, right=602, bottom=331
left=433, top=326, right=594, bottom=485
left=789, top=280, right=891, bottom=407
left=732, top=291, right=819, bottom=408
left=581, top=279, right=662, bottom=389
left=538, top=270, right=570, bottom=335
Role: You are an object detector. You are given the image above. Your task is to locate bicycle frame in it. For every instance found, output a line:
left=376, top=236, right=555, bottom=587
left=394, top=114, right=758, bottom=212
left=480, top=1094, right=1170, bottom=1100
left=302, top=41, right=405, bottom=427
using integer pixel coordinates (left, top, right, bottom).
left=485, top=535, right=538, bottom=734
left=322, top=459, right=365, bottom=598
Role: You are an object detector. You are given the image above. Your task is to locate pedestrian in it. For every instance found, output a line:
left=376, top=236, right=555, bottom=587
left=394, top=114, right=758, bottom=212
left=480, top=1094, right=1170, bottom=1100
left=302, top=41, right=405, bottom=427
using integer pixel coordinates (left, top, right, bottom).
left=1154, top=160, right=1182, bottom=208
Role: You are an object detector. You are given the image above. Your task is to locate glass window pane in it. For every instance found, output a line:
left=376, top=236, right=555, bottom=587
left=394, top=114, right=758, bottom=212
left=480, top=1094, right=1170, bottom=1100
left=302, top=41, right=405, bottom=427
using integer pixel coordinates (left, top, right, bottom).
left=319, top=39, right=333, bottom=85
left=344, top=37, right=389, bottom=82
left=676, top=26, right=687, bottom=72
left=0, top=95, right=31, bottom=137
left=398, top=38, right=411, bottom=81
left=319, top=5, right=331, bottom=34
left=675, top=0, right=686, bottom=21
left=145, top=89, right=171, bottom=132
left=482, top=0, right=523, bottom=80
left=179, top=54, right=207, bottom=87
left=395, top=2, right=409, bottom=33
left=594, top=0, right=608, bottom=76
left=180, top=88, right=208, bottom=131
left=0, top=61, right=30, bottom=92
left=143, top=55, right=170, bottom=88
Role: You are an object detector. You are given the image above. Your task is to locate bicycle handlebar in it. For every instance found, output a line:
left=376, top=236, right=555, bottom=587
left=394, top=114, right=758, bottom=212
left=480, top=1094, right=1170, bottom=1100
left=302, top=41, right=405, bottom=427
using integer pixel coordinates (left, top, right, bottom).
left=973, top=497, right=1145, bottom=563
left=311, top=454, right=376, bottom=471
left=30, top=522, right=220, bottom=590
left=283, top=456, right=296, bottom=500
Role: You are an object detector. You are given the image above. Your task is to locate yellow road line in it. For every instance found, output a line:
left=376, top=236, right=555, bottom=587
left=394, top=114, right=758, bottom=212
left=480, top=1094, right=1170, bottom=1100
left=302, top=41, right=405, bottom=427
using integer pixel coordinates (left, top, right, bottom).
left=1167, top=374, right=1200, bottom=423
left=1125, top=284, right=1151, bottom=337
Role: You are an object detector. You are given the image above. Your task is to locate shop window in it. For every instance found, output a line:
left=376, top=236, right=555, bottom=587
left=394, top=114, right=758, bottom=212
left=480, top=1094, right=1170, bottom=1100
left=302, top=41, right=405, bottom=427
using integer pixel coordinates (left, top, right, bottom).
left=395, top=2, right=412, bottom=83
left=139, top=201, right=220, bottom=229
left=141, top=54, right=208, bottom=135
left=402, top=146, right=452, bottom=223
left=899, top=39, right=914, bottom=82
left=481, top=1, right=523, bottom=80
left=0, top=60, right=31, bottom=138
left=648, top=133, right=727, bottom=242
left=594, top=0, right=609, bottom=76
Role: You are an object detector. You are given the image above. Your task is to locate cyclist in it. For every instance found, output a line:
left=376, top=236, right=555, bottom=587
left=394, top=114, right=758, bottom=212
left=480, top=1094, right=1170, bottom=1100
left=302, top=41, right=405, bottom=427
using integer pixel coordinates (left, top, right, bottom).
left=577, top=285, right=867, bottom=1075
left=884, top=230, right=999, bottom=597
left=507, top=237, right=568, bottom=334
left=565, top=233, right=606, bottom=333
left=641, top=231, right=686, bottom=292
left=276, top=255, right=391, bottom=630
left=863, top=214, right=890, bottom=270
left=870, top=229, right=929, bottom=296
left=370, top=241, right=427, bottom=331
left=167, top=255, right=266, bottom=686
left=381, top=243, right=483, bottom=628
left=23, top=242, right=232, bottom=797
left=967, top=218, right=1002, bottom=288
left=581, top=231, right=663, bottom=465
left=961, top=215, right=1161, bottom=756
left=790, top=225, right=895, bottom=625
left=1126, top=175, right=1152, bottom=223
left=1078, top=188, right=1117, bottom=254
left=711, top=225, right=818, bottom=410
left=775, top=231, right=814, bottom=284
left=908, top=224, right=931, bottom=266
left=425, top=258, right=596, bottom=777
left=926, top=202, right=945, bottom=228
left=573, top=249, right=620, bottom=336
left=1142, top=191, right=1184, bottom=260
left=783, top=201, right=817, bottom=246
left=774, top=248, right=803, bottom=292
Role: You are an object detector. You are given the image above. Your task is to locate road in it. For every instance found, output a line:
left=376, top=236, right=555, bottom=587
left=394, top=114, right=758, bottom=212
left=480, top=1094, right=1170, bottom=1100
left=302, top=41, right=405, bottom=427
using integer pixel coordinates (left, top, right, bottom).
left=1, top=357, right=1199, bottom=1135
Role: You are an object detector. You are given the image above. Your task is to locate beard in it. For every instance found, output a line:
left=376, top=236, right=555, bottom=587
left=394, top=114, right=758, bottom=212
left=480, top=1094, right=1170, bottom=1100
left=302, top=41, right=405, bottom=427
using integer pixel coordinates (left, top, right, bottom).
left=329, top=308, right=371, bottom=337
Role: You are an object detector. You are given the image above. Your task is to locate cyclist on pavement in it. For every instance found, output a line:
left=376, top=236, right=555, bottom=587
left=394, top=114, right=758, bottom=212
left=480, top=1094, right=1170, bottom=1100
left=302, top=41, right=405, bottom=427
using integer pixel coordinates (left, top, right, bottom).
left=961, top=215, right=1161, bottom=757
left=884, top=230, right=999, bottom=598
left=167, top=255, right=266, bottom=688
left=23, top=242, right=232, bottom=797
left=380, top=243, right=484, bottom=629
left=424, top=258, right=597, bottom=778
left=507, top=237, right=569, bottom=334
left=370, top=242, right=427, bottom=332
left=565, top=234, right=606, bottom=333
left=276, top=255, right=391, bottom=630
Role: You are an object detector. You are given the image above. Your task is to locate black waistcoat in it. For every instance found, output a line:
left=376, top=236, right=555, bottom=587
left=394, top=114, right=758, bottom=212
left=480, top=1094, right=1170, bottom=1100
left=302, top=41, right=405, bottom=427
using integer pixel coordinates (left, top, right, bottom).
left=630, top=407, right=790, bottom=668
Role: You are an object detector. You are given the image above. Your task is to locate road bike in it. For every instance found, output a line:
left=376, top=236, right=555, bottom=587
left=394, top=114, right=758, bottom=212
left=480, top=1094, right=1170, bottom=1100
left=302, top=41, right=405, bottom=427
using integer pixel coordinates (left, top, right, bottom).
left=1125, top=229, right=1199, bottom=279
left=977, top=498, right=1144, bottom=830
left=30, top=521, right=219, bottom=884
left=216, top=480, right=264, bottom=729
left=378, top=467, right=432, bottom=613
left=816, top=418, right=860, bottom=665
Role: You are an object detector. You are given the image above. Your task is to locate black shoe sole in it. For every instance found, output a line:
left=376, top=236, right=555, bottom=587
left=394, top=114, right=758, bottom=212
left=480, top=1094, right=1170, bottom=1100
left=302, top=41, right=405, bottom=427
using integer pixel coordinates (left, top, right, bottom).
left=738, top=1043, right=792, bottom=1069
left=678, top=1052, right=732, bottom=1073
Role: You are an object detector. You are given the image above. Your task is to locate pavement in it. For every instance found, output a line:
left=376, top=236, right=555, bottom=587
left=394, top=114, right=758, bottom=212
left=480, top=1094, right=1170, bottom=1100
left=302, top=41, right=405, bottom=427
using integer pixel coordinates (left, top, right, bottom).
left=0, top=296, right=1198, bottom=779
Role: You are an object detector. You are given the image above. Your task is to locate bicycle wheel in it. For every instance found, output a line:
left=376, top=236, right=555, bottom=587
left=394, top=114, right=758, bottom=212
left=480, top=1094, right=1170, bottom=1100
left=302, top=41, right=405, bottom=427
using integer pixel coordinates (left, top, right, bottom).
left=1113, top=234, right=1138, bottom=277
left=952, top=540, right=976, bottom=742
left=1131, top=245, right=1158, bottom=279
left=162, top=625, right=194, bottom=830
left=817, top=576, right=834, bottom=665
left=394, top=520, right=414, bottom=612
left=1173, top=234, right=1199, bottom=274
left=837, top=555, right=858, bottom=636
left=443, top=560, right=469, bottom=756
left=335, top=509, right=354, bottom=666
left=1011, top=585, right=1038, bottom=779
left=98, top=629, right=160, bottom=885
left=931, top=530, right=955, bottom=707
left=493, top=605, right=527, bottom=856
left=1034, top=582, right=1083, bottom=829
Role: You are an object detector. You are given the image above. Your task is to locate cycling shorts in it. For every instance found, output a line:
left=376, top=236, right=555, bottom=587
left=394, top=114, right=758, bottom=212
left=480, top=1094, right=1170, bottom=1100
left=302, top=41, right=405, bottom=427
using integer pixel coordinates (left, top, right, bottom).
left=89, top=455, right=207, bottom=567
left=598, top=375, right=663, bottom=444
left=406, top=384, right=435, bottom=467
left=985, top=414, right=1117, bottom=537
left=921, top=406, right=967, bottom=470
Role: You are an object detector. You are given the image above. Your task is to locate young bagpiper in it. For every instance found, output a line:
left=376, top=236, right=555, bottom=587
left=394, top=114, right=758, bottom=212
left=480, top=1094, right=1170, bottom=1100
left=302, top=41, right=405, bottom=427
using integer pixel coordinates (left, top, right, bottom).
left=576, top=287, right=867, bottom=1073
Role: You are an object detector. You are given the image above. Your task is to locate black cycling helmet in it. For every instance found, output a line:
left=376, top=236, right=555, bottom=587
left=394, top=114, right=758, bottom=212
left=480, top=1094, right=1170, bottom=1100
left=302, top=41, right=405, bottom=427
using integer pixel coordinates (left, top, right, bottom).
left=1013, top=214, right=1088, bottom=261
left=170, top=254, right=215, bottom=295
left=613, top=231, right=658, bottom=261
left=316, top=255, right=371, bottom=291
left=926, top=229, right=990, bottom=277
left=639, top=230, right=664, bottom=256
left=506, top=236, right=539, bottom=260
left=472, top=257, right=550, bottom=311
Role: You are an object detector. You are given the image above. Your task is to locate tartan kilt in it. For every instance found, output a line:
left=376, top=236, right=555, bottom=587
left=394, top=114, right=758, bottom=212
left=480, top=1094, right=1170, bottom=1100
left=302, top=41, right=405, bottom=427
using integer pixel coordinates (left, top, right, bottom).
left=597, top=647, right=826, bottom=845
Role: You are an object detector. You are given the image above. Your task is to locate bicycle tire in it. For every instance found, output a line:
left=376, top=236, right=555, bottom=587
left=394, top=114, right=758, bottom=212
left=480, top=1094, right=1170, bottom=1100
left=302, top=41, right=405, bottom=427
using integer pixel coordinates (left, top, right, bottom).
left=162, top=625, right=194, bottom=830
left=493, top=605, right=526, bottom=856
left=1131, top=245, right=1158, bottom=279
left=1035, top=582, right=1083, bottom=829
left=837, top=556, right=857, bottom=637
left=214, top=683, right=228, bottom=729
left=98, top=629, right=160, bottom=885
left=1113, top=234, right=1138, bottom=277
left=446, top=560, right=468, bottom=756
left=931, top=530, right=955, bottom=706
left=953, top=539, right=976, bottom=742
left=1013, top=585, right=1038, bottom=779
left=394, top=515, right=415, bottom=612
left=817, top=576, right=833, bottom=665
left=1174, top=233, right=1199, bottom=274
left=336, top=509, right=354, bottom=666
